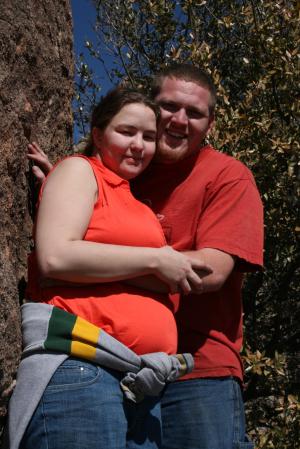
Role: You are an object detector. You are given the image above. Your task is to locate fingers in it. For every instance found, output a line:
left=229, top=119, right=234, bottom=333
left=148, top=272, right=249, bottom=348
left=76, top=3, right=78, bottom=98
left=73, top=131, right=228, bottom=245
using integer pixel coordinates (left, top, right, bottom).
left=27, top=142, right=53, bottom=174
left=195, top=269, right=212, bottom=279
left=186, top=270, right=204, bottom=293
left=168, top=278, right=192, bottom=296
left=167, top=278, right=192, bottom=296
left=178, top=278, right=192, bottom=295
left=168, top=282, right=179, bottom=295
left=156, top=247, right=212, bottom=295
left=32, top=166, right=46, bottom=184
left=171, top=271, right=204, bottom=296
left=190, top=259, right=213, bottom=275
left=28, top=142, right=46, bottom=157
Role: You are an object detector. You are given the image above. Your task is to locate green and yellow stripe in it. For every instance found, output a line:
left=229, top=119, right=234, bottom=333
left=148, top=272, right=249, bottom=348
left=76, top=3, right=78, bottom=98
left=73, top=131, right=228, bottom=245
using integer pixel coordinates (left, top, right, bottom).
left=44, top=306, right=101, bottom=361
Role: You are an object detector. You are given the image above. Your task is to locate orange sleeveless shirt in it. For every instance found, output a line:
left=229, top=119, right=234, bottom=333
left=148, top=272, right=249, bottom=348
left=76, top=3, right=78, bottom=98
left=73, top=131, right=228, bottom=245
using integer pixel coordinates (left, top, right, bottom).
left=27, top=156, right=178, bottom=355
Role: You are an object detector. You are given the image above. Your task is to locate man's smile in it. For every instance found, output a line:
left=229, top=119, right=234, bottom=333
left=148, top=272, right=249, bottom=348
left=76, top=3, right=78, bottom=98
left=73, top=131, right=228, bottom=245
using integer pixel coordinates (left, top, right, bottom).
left=164, top=128, right=187, bottom=140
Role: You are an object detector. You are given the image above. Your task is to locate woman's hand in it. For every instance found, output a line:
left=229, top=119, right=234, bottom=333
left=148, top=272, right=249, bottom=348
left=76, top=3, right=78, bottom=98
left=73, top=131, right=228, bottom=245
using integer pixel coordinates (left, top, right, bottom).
left=152, top=246, right=212, bottom=295
left=27, top=142, right=53, bottom=184
left=33, top=157, right=212, bottom=289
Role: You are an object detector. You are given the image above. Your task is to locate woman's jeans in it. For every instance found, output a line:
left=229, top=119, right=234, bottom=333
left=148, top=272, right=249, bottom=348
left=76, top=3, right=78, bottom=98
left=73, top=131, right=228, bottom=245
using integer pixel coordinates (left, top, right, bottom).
left=161, top=377, right=254, bottom=449
left=20, top=358, right=162, bottom=449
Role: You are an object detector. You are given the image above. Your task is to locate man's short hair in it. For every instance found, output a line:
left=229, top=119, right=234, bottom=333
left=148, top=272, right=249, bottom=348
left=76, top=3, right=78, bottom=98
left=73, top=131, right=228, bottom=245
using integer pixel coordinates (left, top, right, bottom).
left=151, top=63, right=217, bottom=114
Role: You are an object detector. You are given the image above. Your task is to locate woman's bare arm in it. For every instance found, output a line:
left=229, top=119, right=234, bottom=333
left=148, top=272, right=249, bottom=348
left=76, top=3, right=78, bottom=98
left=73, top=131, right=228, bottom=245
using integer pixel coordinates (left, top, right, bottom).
left=35, top=157, right=212, bottom=294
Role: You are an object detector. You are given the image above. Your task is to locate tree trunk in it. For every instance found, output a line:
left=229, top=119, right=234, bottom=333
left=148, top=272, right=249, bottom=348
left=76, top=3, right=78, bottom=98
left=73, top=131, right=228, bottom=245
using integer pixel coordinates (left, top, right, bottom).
left=0, top=0, right=74, bottom=431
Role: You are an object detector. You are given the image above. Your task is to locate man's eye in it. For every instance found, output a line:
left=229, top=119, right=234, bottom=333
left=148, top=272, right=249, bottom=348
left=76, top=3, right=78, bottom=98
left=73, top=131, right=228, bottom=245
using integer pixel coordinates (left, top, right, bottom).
left=187, top=110, right=202, bottom=119
left=159, top=102, right=178, bottom=112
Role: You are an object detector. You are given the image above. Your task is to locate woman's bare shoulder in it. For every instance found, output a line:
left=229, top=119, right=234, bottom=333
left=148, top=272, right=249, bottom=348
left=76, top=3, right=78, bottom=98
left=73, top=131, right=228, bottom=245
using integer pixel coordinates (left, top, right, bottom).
left=42, top=156, right=98, bottom=196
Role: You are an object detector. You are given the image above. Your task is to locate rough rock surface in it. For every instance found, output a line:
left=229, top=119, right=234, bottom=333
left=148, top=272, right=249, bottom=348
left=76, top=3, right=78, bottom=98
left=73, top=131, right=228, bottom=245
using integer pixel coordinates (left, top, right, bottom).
left=0, top=0, right=74, bottom=430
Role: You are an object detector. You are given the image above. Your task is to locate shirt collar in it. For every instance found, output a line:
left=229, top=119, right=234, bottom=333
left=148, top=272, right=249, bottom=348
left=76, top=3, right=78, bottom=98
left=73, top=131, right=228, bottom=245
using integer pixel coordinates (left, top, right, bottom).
left=89, top=157, right=129, bottom=187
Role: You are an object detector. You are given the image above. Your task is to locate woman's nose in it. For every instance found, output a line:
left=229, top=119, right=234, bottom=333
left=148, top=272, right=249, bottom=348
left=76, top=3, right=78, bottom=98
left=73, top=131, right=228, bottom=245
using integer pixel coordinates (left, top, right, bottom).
left=130, top=134, right=144, bottom=151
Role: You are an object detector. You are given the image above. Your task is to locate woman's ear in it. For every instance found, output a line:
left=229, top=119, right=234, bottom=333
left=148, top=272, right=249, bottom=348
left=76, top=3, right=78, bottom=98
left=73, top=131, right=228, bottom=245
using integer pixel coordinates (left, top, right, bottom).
left=92, top=127, right=102, bottom=149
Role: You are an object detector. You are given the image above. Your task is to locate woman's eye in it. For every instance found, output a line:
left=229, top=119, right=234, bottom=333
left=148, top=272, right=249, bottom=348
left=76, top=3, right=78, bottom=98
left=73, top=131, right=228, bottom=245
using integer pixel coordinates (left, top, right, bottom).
left=144, top=135, right=156, bottom=142
left=119, top=130, right=133, bottom=136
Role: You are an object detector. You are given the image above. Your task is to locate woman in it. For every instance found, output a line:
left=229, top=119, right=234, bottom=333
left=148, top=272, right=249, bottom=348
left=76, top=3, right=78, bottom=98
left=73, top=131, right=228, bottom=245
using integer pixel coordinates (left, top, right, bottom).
left=8, top=87, right=210, bottom=449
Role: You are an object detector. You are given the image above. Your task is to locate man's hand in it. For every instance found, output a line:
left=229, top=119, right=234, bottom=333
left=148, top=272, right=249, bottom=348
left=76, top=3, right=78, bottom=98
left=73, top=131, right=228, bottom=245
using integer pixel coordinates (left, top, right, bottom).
left=27, top=142, right=53, bottom=184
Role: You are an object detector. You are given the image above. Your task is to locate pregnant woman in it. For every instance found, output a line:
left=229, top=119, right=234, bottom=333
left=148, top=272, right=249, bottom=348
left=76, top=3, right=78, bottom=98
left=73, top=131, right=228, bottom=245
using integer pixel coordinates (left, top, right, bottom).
left=8, top=86, right=210, bottom=449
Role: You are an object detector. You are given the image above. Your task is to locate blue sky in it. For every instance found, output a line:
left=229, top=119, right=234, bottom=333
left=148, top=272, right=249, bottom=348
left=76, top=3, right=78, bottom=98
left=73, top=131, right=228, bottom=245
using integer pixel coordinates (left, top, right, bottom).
left=71, top=0, right=113, bottom=141
left=72, top=0, right=95, bottom=53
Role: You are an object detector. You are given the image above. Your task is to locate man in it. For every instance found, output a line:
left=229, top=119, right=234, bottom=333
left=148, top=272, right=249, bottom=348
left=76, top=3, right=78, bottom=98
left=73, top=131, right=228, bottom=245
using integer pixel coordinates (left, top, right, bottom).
left=28, top=64, right=263, bottom=449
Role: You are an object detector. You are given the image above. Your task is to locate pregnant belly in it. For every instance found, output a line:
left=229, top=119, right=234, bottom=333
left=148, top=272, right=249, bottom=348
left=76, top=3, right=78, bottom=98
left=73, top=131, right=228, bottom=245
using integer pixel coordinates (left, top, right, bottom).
left=48, top=288, right=178, bottom=355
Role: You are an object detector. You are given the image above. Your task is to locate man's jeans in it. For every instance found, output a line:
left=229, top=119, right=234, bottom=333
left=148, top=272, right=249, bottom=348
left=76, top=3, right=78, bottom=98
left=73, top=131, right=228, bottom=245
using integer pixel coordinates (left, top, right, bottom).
left=161, top=377, right=254, bottom=449
left=20, top=358, right=162, bottom=449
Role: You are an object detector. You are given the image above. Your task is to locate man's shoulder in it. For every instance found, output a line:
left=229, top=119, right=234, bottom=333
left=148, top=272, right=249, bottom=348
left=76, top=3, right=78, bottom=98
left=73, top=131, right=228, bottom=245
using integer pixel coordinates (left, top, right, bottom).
left=200, top=145, right=244, bottom=167
left=198, top=145, right=254, bottom=181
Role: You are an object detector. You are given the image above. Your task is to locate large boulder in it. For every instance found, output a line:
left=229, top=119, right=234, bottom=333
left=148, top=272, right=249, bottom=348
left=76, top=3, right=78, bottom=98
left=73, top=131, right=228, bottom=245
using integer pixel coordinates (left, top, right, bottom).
left=0, top=0, right=74, bottom=430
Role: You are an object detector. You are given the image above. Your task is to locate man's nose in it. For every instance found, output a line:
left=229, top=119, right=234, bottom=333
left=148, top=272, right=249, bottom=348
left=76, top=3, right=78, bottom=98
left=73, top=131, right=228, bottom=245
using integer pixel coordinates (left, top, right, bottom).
left=171, top=108, right=188, bottom=126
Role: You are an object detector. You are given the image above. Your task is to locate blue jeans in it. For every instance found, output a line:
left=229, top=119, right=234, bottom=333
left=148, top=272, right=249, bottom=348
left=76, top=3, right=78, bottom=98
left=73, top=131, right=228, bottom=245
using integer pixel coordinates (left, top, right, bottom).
left=161, top=377, right=254, bottom=449
left=20, top=358, right=162, bottom=449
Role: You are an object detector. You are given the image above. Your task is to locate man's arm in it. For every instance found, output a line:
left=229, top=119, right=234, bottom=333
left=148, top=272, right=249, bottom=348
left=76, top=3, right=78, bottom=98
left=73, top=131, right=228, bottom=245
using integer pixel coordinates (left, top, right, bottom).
left=127, top=248, right=234, bottom=294
left=182, top=248, right=235, bottom=293
left=34, top=157, right=212, bottom=293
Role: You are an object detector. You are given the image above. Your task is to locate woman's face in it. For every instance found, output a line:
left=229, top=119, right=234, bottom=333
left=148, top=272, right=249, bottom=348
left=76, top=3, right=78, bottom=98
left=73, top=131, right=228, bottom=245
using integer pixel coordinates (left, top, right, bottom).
left=93, top=103, right=157, bottom=180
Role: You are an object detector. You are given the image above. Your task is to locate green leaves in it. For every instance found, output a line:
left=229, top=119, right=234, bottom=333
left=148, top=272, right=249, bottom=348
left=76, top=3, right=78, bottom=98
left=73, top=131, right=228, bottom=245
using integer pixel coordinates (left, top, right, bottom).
left=73, top=4, right=299, bottom=444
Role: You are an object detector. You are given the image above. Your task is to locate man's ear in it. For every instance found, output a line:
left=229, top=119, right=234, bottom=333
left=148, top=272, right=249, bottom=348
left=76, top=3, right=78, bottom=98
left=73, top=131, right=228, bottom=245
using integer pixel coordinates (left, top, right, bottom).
left=92, top=127, right=102, bottom=149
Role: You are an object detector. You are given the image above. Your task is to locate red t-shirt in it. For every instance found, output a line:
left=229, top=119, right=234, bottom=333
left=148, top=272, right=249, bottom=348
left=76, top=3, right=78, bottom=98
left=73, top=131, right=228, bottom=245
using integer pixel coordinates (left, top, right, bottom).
left=27, top=156, right=178, bottom=355
left=132, top=145, right=264, bottom=381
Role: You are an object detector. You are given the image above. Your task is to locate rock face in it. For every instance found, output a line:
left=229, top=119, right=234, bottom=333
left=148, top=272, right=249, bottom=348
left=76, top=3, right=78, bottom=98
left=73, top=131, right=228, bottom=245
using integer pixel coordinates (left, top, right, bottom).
left=0, top=0, right=74, bottom=429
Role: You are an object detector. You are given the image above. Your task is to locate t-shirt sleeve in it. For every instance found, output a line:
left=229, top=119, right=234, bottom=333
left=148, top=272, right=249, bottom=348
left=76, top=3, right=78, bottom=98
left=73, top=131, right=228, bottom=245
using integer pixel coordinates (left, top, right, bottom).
left=196, top=163, right=264, bottom=272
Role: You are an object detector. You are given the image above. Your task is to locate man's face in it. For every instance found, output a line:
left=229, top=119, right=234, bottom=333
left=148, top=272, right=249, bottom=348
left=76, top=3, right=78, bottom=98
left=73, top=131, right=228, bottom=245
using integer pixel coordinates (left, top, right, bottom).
left=155, top=77, right=215, bottom=163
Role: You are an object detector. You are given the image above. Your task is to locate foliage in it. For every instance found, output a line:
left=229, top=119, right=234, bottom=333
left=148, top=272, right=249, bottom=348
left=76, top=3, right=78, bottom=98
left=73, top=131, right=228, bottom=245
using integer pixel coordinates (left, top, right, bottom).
left=243, top=348, right=299, bottom=448
left=74, top=1, right=299, bottom=446
left=73, top=55, right=101, bottom=136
